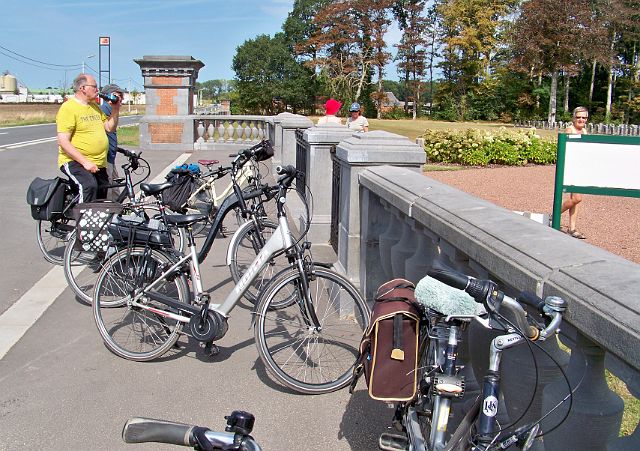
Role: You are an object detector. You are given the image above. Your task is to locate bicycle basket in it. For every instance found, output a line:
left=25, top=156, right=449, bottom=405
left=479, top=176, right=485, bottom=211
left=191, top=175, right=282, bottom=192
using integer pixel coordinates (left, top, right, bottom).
left=108, top=214, right=174, bottom=248
left=74, top=202, right=124, bottom=252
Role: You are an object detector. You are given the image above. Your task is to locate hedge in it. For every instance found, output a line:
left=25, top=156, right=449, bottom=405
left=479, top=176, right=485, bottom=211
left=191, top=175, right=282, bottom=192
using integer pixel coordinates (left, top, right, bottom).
left=422, top=128, right=557, bottom=166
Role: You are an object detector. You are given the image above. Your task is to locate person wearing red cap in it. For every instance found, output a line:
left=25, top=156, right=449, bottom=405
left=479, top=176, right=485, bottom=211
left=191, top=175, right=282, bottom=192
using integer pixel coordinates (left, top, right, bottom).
left=317, top=98, right=343, bottom=125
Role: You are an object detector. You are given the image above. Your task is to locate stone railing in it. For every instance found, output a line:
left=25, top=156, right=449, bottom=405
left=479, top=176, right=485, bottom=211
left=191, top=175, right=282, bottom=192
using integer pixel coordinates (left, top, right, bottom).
left=332, top=162, right=638, bottom=450
left=193, top=115, right=270, bottom=150
left=515, top=120, right=640, bottom=136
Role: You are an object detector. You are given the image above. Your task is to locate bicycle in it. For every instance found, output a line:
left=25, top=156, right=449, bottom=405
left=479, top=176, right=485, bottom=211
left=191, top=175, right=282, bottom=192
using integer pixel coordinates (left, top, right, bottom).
left=35, top=147, right=154, bottom=265
left=183, top=140, right=272, bottom=236
left=92, top=165, right=370, bottom=394
left=122, top=410, right=262, bottom=450
left=378, top=265, right=568, bottom=451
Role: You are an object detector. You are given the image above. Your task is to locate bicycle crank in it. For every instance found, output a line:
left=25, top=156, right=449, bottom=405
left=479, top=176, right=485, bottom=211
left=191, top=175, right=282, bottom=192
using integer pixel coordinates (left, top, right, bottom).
left=189, top=310, right=228, bottom=342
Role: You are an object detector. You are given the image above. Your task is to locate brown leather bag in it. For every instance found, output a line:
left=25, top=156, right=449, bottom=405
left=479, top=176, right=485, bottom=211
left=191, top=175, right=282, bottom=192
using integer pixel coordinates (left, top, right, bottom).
left=350, top=278, right=421, bottom=401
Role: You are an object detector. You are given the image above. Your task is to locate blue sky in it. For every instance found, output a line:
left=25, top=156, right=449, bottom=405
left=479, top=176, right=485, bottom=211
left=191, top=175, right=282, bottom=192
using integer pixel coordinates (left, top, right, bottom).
left=1, top=0, right=401, bottom=92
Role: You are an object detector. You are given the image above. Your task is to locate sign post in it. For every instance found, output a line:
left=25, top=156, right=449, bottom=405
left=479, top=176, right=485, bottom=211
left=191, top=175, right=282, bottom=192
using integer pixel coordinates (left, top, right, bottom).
left=552, top=134, right=640, bottom=229
left=98, top=36, right=111, bottom=89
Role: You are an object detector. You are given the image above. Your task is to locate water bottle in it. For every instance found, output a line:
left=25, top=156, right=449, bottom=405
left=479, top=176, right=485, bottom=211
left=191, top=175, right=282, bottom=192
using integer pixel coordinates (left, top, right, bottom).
left=98, top=92, right=119, bottom=103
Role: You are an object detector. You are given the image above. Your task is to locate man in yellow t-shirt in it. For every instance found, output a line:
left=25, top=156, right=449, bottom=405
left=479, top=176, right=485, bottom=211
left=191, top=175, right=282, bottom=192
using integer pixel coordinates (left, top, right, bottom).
left=57, top=73, right=121, bottom=202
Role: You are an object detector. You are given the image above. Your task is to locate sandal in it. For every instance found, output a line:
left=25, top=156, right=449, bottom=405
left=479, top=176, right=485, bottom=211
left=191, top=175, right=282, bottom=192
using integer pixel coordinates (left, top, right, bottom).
left=569, top=230, right=586, bottom=240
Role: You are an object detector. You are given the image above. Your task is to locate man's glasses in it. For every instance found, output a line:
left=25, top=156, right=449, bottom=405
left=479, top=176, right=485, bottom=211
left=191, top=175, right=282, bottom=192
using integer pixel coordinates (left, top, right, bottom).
left=82, top=84, right=97, bottom=89
left=575, top=116, right=588, bottom=120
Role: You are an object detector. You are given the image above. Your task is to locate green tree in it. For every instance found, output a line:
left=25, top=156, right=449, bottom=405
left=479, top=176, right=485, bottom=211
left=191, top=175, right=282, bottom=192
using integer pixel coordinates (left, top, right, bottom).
left=232, top=33, right=315, bottom=114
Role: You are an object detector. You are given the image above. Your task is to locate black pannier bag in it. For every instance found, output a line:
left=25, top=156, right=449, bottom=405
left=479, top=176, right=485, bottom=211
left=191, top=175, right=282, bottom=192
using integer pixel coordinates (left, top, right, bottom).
left=26, top=177, right=66, bottom=221
left=108, top=214, right=174, bottom=248
left=163, top=169, right=197, bottom=213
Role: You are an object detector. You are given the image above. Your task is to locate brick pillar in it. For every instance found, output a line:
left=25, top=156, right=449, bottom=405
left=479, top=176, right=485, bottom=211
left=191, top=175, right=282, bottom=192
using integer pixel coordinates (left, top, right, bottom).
left=134, top=55, right=204, bottom=151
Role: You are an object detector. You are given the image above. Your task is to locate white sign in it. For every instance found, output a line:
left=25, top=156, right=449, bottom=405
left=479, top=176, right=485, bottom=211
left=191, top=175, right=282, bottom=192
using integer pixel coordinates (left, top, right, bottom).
left=564, top=141, right=640, bottom=190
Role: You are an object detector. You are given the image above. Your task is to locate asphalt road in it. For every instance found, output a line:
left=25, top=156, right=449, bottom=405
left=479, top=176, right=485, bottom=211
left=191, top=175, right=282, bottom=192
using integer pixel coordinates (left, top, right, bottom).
left=0, top=124, right=390, bottom=450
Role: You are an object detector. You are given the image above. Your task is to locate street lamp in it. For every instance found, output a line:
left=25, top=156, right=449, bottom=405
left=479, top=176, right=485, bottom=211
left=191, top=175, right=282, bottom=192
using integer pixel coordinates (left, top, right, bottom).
left=82, top=54, right=96, bottom=74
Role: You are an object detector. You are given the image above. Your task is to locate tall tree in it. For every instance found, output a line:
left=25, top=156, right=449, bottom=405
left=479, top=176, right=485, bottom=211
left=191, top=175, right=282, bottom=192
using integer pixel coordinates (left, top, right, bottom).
left=302, top=0, right=393, bottom=116
left=509, top=0, right=591, bottom=123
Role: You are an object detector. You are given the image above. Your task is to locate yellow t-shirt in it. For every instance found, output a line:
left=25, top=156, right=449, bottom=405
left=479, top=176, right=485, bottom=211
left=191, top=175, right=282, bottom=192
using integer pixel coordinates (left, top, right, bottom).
left=56, top=99, right=109, bottom=168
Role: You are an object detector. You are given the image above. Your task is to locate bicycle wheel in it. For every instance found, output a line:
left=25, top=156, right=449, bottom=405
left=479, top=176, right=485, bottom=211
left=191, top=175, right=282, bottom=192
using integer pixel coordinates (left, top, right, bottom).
left=228, top=219, right=290, bottom=304
left=36, top=218, right=75, bottom=265
left=63, top=231, right=112, bottom=304
left=93, top=246, right=191, bottom=361
left=254, top=266, right=370, bottom=394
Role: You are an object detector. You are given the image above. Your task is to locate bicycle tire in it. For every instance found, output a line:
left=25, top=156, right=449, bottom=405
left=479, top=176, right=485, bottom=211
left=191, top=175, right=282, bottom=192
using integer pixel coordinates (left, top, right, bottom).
left=37, top=218, right=75, bottom=265
left=63, top=206, right=185, bottom=304
left=228, top=219, right=290, bottom=304
left=254, top=266, right=370, bottom=394
left=93, top=246, right=191, bottom=361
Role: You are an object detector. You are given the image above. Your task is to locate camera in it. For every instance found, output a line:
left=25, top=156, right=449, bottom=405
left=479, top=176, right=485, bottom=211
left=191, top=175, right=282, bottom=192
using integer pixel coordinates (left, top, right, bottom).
left=98, top=92, right=119, bottom=103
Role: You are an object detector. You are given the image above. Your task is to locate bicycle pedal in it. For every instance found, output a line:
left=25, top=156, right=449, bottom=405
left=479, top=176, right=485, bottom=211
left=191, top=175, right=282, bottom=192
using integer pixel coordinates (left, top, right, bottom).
left=203, top=341, right=220, bottom=357
left=379, top=432, right=408, bottom=451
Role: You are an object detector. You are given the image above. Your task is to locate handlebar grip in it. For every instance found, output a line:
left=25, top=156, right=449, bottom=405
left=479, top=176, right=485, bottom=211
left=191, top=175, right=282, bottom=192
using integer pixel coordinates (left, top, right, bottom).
left=275, top=165, right=297, bottom=177
left=122, top=418, right=196, bottom=446
left=243, top=188, right=264, bottom=201
left=517, top=291, right=546, bottom=314
left=427, top=266, right=470, bottom=291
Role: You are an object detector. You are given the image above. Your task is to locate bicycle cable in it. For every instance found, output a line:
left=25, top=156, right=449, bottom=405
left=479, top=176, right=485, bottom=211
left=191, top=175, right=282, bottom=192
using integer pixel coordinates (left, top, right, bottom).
left=487, top=308, right=582, bottom=442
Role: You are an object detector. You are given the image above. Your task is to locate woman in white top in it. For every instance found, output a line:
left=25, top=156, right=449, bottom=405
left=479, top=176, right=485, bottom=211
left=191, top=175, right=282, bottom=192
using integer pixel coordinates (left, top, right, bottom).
left=317, top=98, right=343, bottom=125
left=346, top=102, right=369, bottom=132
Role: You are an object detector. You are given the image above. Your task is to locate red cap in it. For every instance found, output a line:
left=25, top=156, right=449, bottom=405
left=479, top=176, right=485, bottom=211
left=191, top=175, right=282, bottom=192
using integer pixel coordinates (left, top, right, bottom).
left=324, top=98, right=342, bottom=115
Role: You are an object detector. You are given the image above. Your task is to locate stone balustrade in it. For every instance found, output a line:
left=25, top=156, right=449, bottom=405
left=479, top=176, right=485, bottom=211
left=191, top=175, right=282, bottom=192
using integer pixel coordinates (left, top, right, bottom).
left=515, top=120, right=640, bottom=136
left=343, top=164, right=638, bottom=451
left=193, top=115, right=270, bottom=150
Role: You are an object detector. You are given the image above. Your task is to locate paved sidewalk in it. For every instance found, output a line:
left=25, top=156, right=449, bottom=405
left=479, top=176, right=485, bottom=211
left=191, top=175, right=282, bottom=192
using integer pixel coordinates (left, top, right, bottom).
left=1, top=143, right=389, bottom=450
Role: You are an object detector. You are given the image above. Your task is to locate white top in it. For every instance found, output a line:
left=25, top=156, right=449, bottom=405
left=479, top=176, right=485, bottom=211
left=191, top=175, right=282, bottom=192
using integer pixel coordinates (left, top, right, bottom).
left=317, top=115, right=342, bottom=125
left=347, top=115, right=369, bottom=132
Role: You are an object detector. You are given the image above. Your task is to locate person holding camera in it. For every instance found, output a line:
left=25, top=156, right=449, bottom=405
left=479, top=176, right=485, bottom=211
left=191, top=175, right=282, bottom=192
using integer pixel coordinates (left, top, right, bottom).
left=99, top=83, right=124, bottom=201
left=56, top=74, right=121, bottom=202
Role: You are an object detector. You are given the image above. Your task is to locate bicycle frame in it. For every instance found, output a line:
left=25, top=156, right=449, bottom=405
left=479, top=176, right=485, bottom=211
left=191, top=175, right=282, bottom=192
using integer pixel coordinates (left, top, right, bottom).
left=191, top=162, right=255, bottom=208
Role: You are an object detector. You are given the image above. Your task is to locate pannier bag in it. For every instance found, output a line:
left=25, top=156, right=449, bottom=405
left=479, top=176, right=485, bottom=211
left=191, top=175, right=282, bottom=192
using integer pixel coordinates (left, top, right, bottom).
left=26, top=177, right=66, bottom=221
left=74, top=202, right=124, bottom=252
left=108, top=214, right=174, bottom=248
left=163, top=169, right=197, bottom=212
left=350, top=278, right=420, bottom=401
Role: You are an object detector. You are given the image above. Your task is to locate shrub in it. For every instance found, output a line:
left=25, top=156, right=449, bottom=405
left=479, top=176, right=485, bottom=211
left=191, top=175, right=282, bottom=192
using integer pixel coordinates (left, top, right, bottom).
left=421, top=128, right=556, bottom=167
left=381, top=107, right=409, bottom=120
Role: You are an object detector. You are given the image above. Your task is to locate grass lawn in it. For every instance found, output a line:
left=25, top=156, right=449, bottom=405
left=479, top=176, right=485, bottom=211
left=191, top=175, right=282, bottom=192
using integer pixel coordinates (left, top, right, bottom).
left=368, top=117, right=559, bottom=141
left=117, top=125, right=139, bottom=147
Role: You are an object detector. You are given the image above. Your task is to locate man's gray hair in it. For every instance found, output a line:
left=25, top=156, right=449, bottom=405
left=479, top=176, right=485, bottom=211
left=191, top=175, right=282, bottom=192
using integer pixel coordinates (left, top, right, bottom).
left=72, top=74, right=89, bottom=92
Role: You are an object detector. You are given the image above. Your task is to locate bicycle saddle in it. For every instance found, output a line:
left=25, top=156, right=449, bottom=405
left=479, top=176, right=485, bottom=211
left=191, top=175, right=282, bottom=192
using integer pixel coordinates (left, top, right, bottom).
left=140, top=182, right=174, bottom=196
left=197, top=159, right=220, bottom=166
left=164, top=213, right=208, bottom=227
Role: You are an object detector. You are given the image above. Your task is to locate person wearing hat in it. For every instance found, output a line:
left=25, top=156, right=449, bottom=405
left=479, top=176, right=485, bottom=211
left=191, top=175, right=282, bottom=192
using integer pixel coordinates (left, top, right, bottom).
left=346, top=102, right=369, bottom=132
left=99, top=83, right=124, bottom=200
left=317, top=98, right=343, bottom=125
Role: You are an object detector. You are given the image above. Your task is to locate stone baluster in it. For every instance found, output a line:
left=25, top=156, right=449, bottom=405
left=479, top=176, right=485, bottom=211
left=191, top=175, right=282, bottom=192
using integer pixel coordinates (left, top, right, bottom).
left=378, top=210, right=404, bottom=280
left=217, top=121, right=225, bottom=142
left=541, top=331, right=623, bottom=450
left=196, top=121, right=205, bottom=144
left=403, top=228, right=438, bottom=283
left=207, top=122, right=214, bottom=142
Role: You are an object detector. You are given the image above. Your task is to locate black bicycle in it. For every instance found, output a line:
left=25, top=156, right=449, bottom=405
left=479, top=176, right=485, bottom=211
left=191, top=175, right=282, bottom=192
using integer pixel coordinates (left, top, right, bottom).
left=35, top=148, right=152, bottom=265
left=379, top=265, right=568, bottom=451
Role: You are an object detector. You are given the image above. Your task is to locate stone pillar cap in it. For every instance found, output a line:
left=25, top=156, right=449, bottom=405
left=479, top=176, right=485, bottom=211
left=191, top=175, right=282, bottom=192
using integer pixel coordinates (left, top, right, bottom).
left=303, top=124, right=354, bottom=144
left=281, top=114, right=313, bottom=128
left=336, top=130, right=426, bottom=164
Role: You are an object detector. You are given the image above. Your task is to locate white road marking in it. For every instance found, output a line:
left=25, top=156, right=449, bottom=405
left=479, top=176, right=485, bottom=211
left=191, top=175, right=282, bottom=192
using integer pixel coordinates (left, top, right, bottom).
left=0, top=153, right=191, bottom=360
left=1, top=137, right=57, bottom=150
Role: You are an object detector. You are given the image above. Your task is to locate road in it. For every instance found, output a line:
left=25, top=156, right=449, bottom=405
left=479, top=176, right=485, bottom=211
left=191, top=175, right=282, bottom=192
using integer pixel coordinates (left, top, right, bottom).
left=0, top=123, right=389, bottom=450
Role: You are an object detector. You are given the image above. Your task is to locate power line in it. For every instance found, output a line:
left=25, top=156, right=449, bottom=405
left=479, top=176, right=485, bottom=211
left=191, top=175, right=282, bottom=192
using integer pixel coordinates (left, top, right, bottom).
left=0, top=48, right=82, bottom=72
left=0, top=44, right=83, bottom=68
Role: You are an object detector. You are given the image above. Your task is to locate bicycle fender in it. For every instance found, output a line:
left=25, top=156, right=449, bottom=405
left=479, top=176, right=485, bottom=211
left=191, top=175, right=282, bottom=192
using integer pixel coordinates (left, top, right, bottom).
left=226, top=220, right=260, bottom=266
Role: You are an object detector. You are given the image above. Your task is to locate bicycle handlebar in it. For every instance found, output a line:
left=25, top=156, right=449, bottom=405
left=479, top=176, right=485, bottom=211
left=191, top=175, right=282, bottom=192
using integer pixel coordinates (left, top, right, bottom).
left=123, top=416, right=262, bottom=451
left=116, top=147, right=142, bottom=171
left=427, top=265, right=566, bottom=341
